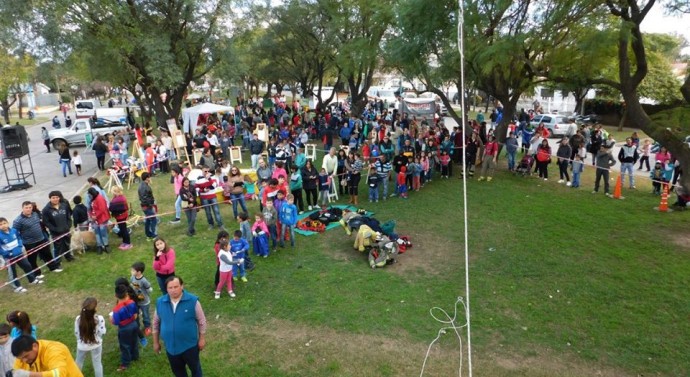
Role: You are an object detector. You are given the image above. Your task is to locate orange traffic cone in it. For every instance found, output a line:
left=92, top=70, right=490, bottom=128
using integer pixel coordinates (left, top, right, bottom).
left=656, top=183, right=671, bottom=212
left=612, top=175, right=624, bottom=199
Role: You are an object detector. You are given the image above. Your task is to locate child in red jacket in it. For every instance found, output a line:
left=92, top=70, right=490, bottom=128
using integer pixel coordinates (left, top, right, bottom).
left=397, top=166, right=408, bottom=199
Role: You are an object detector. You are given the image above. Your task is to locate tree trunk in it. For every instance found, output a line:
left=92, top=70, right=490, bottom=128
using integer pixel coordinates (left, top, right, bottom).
left=493, top=95, right=519, bottom=144
left=1, top=102, right=10, bottom=124
left=617, top=107, right=627, bottom=132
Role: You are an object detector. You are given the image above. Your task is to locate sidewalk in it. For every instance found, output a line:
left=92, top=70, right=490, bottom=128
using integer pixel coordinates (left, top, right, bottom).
left=0, top=116, right=101, bottom=215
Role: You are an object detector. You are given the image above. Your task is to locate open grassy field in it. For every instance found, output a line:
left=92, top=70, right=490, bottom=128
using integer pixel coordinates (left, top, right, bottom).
left=1, top=150, right=689, bottom=376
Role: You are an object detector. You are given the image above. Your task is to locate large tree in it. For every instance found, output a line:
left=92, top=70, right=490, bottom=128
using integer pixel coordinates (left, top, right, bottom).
left=388, top=0, right=600, bottom=141
left=13, top=0, right=233, bottom=128
left=318, top=0, right=394, bottom=116
left=600, top=0, right=690, bottom=192
left=0, top=52, right=34, bottom=124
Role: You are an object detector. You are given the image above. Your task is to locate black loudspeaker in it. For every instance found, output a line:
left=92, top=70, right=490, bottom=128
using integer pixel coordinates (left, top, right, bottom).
left=1, top=126, right=30, bottom=159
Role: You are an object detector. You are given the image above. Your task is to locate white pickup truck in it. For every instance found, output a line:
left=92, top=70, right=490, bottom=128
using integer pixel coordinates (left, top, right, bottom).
left=48, top=118, right=129, bottom=149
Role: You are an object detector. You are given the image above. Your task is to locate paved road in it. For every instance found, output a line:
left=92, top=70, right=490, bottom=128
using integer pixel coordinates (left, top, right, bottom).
left=0, top=114, right=100, bottom=215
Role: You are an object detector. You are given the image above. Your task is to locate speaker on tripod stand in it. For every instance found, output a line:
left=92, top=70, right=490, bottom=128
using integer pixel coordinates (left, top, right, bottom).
left=1, top=125, right=35, bottom=192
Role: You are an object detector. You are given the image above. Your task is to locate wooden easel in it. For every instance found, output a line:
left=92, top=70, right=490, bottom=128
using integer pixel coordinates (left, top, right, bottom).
left=104, top=169, right=123, bottom=192
left=166, top=119, right=191, bottom=166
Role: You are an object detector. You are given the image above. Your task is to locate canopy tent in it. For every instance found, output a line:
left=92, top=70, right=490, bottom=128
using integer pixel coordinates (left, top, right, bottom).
left=186, top=93, right=202, bottom=100
left=181, top=102, right=234, bottom=132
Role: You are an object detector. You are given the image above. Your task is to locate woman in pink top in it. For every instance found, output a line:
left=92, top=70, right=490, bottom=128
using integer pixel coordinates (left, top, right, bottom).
left=152, top=237, right=176, bottom=293
left=655, top=146, right=671, bottom=168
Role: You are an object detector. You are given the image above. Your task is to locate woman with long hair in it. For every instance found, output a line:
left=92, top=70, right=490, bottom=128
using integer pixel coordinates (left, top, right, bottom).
left=74, top=297, right=106, bottom=377
left=6, top=310, right=36, bottom=339
left=152, top=237, right=176, bottom=294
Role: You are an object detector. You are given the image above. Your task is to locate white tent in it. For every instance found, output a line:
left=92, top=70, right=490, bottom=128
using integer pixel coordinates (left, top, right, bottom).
left=181, top=102, right=234, bottom=132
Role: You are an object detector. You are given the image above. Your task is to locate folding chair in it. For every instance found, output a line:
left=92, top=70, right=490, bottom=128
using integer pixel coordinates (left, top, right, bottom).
left=327, top=178, right=339, bottom=203
left=305, top=143, right=317, bottom=161
left=230, top=146, right=243, bottom=165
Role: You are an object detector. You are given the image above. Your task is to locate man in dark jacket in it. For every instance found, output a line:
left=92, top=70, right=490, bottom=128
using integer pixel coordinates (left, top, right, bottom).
left=41, top=191, right=74, bottom=263
left=14, top=201, right=63, bottom=275
left=249, top=134, right=265, bottom=170
left=138, top=172, right=158, bottom=240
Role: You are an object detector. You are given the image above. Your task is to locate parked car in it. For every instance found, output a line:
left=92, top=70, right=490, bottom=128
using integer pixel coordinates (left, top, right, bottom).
left=529, top=114, right=576, bottom=137
left=418, top=92, right=448, bottom=115
left=74, top=99, right=101, bottom=119
left=48, top=118, right=129, bottom=149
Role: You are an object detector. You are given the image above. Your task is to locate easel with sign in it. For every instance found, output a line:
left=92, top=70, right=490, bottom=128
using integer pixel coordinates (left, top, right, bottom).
left=126, top=133, right=145, bottom=189
left=166, top=119, right=190, bottom=166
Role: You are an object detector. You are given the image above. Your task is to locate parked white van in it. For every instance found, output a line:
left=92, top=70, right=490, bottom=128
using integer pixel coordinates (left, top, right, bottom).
left=74, top=99, right=101, bottom=119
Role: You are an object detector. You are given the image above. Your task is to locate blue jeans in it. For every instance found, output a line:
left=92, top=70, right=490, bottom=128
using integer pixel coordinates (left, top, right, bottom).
left=572, top=172, right=581, bottom=187
left=94, top=223, right=109, bottom=247
left=6, top=256, right=39, bottom=288
left=232, top=252, right=246, bottom=277
left=378, top=175, right=388, bottom=198
left=279, top=224, right=295, bottom=247
left=369, top=187, right=379, bottom=201
left=142, top=207, right=157, bottom=238
left=507, top=151, right=516, bottom=170
left=268, top=224, right=278, bottom=247
left=174, top=195, right=182, bottom=219
left=184, top=208, right=197, bottom=235
left=621, top=162, right=634, bottom=187
left=139, top=303, right=151, bottom=328
left=201, top=197, right=223, bottom=227
left=60, top=159, right=72, bottom=176
left=117, top=321, right=139, bottom=367
left=251, top=154, right=260, bottom=170
left=231, top=193, right=248, bottom=218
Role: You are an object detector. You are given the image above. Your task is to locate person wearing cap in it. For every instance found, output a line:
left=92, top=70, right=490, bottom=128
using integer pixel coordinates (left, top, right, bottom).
left=650, top=161, right=664, bottom=195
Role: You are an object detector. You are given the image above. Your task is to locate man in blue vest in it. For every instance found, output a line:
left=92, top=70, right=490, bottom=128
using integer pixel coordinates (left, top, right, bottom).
left=153, top=276, right=207, bottom=377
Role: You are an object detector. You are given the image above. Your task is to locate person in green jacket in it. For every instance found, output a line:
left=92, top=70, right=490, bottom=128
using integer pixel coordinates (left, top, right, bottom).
left=289, top=165, right=305, bottom=214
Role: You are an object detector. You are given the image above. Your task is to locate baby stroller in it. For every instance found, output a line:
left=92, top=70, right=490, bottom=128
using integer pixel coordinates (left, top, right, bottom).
left=515, top=154, right=534, bottom=177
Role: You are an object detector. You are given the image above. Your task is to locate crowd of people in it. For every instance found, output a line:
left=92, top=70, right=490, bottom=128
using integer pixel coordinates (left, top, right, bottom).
left=2, top=95, right=689, bottom=376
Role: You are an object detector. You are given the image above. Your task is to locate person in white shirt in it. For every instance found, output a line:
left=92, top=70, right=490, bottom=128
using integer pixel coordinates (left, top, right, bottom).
left=74, top=297, right=107, bottom=377
left=321, top=147, right=338, bottom=177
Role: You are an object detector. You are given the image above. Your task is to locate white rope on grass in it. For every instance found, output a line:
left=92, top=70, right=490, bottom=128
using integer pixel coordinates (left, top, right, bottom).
left=420, top=297, right=469, bottom=377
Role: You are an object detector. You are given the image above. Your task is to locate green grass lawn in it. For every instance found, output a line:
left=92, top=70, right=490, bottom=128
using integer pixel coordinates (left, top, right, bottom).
left=1, top=150, right=689, bottom=376
left=5, top=115, right=50, bottom=127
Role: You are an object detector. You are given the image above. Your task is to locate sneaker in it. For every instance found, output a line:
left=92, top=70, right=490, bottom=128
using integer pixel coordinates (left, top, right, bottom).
left=477, top=176, right=485, bottom=181
left=241, top=276, right=248, bottom=283
left=229, top=291, right=236, bottom=298
left=117, top=365, right=128, bottom=372
left=605, top=193, right=612, bottom=197
left=214, top=291, right=221, bottom=299
left=543, top=178, right=548, bottom=181
left=558, top=179, right=564, bottom=184
left=14, top=287, right=27, bottom=293
left=52, top=268, right=63, bottom=273
left=140, top=337, right=148, bottom=347
left=30, top=279, right=44, bottom=285
left=36, top=274, right=45, bottom=279
left=233, top=276, right=238, bottom=282
left=169, top=218, right=181, bottom=224
left=298, top=211, right=304, bottom=215
left=487, top=177, right=493, bottom=182
left=630, top=186, right=636, bottom=189
left=308, top=205, right=312, bottom=210
left=146, top=237, right=155, bottom=242
left=566, top=182, right=572, bottom=187
left=120, top=244, right=133, bottom=250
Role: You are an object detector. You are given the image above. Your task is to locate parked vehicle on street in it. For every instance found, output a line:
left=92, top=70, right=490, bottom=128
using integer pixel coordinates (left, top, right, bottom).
left=530, top=114, right=576, bottom=137
left=48, top=117, right=129, bottom=149
left=74, top=99, right=101, bottom=119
